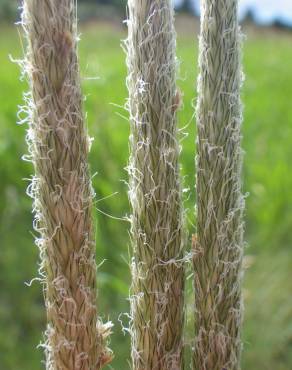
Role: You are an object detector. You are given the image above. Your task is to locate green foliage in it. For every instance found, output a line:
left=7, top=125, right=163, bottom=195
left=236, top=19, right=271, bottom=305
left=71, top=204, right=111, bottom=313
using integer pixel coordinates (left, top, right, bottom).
left=0, top=20, right=292, bottom=370
left=0, top=0, right=18, bottom=21
left=95, top=0, right=126, bottom=8
left=0, top=1, right=127, bottom=22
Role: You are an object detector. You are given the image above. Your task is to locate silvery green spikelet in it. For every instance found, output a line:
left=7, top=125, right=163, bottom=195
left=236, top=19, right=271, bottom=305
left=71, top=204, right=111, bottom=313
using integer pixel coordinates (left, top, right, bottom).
left=126, top=1, right=185, bottom=369
left=194, top=0, right=245, bottom=369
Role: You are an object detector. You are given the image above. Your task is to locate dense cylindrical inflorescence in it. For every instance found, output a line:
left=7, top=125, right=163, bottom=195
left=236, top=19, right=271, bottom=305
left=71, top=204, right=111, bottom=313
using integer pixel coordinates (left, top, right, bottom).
left=194, top=0, right=244, bottom=369
left=126, top=1, right=185, bottom=369
left=22, top=1, right=111, bottom=369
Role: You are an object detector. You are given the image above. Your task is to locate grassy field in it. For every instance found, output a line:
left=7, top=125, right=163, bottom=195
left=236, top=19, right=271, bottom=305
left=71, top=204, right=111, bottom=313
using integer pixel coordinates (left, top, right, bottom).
left=0, top=16, right=292, bottom=370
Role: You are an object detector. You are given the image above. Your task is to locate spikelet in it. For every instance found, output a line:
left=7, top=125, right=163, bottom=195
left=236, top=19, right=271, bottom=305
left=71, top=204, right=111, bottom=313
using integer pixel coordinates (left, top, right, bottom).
left=21, top=1, right=112, bottom=368
left=194, top=1, right=245, bottom=369
left=126, top=1, right=185, bottom=369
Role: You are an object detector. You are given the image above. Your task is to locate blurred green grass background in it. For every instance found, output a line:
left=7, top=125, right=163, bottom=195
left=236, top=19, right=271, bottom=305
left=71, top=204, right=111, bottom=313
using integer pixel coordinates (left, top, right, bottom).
left=0, top=15, right=292, bottom=370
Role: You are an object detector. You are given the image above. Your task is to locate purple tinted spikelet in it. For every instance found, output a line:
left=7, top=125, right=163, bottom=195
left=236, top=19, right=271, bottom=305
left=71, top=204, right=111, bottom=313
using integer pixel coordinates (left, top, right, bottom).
left=126, top=1, right=185, bottom=369
left=194, top=1, right=245, bottom=369
left=21, top=1, right=112, bottom=368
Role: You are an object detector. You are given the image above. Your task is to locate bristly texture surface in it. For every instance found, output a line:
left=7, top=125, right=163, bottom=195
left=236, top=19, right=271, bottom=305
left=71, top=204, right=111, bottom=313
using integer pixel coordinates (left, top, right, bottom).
left=126, top=1, right=185, bottom=369
left=194, top=0, right=245, bottom=369
left=21, top=1, right=112, bottom=369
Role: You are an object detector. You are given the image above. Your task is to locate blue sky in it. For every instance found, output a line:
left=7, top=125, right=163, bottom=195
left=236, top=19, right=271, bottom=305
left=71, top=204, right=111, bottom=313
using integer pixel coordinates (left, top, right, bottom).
left=174, top=0, right=292, bottom=26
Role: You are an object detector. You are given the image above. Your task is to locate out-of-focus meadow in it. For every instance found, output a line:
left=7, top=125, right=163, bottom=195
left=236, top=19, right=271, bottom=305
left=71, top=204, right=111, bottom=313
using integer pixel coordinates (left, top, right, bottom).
left=0, top=9, right=292, bottom=370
